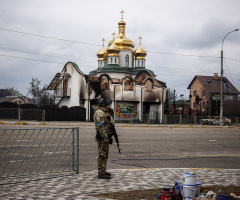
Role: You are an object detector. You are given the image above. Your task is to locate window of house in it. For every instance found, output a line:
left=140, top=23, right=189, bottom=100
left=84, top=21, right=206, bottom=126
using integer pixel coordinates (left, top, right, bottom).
left=193, top=90, right=197, bottom=96
left=202, top=90, right=206, bottom=96
left=125, top=55, right=129, bottom=67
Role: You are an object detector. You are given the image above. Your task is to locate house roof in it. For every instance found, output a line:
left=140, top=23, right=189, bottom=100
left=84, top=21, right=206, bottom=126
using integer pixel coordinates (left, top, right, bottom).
left=187, top=75, right=239, bottom=94
left=67, top=62, right=86, bottom=76
left=89, top=64, right=157, bottom=77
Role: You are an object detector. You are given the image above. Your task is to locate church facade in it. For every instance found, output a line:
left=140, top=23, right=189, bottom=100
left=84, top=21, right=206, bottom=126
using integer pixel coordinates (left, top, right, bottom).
left=47, top=12, right=167, bottom=122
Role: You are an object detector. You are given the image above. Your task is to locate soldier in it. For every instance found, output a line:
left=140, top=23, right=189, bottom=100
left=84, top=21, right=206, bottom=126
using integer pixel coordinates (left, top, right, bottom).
left=93, top=98, right=114, bottom=179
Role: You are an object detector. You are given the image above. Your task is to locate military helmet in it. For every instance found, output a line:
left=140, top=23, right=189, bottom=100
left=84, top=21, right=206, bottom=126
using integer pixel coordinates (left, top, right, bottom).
left=98, top=98, right=111, bottom=107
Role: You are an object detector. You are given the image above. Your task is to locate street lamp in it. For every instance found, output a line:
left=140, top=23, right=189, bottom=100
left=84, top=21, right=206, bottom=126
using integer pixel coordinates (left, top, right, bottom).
left=220, top=29, right=239, bottom=125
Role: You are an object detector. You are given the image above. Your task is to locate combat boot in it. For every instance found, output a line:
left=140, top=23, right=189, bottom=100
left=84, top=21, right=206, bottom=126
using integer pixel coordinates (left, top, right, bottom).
left=98, top=174, right=111, bottom=179
left=105, top=172, right=111, bottom=176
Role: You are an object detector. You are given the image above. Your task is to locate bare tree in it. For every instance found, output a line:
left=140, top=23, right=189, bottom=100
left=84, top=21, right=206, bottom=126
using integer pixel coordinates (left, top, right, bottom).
left=28, top=77, right=50, bottom=105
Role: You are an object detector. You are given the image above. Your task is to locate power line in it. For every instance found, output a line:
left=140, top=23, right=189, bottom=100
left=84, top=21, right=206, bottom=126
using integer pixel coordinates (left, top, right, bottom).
left=0, top=54, right=95, bottom=68
left=0, top=27, right=101, bottom=47
left=1, top=27, right=240, bottom=62
left=0, top=46, right=96, bottom=62
left=0, top=54, right=64, bottom=64
left=147, top=50, right=219, bottom=59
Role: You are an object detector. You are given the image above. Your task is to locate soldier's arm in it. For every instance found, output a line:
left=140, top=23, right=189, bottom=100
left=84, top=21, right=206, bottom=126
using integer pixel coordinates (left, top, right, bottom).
left=95, top=111, right=108, bottom=140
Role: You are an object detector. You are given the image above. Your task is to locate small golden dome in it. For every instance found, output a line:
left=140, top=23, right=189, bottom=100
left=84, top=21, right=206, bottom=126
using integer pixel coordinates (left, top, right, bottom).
left=134, top=36, right=147, bottom=59
left=107, top=42, right=120, bottom=56
left=97, top=46, right=108, bottom=60
left=97, top=38, right=108, bottom=60
left=134, top=45, right=147, bottom=59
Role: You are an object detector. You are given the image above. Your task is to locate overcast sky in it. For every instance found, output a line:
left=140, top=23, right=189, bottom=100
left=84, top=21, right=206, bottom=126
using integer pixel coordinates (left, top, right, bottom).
left=0, top=0, right=239, bottom=99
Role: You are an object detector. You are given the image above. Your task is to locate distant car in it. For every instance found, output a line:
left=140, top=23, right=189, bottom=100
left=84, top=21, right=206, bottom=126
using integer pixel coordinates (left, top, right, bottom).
left=200, top=117, right=231, bottom=125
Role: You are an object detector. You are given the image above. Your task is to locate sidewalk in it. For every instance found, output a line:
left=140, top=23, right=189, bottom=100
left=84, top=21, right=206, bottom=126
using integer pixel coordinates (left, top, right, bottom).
left=0, top=168, right=239, bottom=199
left=0, top=120, right=239, bottom=129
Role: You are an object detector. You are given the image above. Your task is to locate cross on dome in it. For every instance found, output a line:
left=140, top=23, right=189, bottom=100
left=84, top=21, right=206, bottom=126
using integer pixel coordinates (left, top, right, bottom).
left=138, top=36, right=143, bottom=45
left=101, top=38, right=106, bottom=46
left=120, top=10, right=125, bottom=20
left=112, top=32, right=116, bottom=40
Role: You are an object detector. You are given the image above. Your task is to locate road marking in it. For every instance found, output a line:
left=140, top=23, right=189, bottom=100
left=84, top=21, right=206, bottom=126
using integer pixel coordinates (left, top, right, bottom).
left=190, top=168, right=224, bottom=170
left=209, top=140, right=217, bottom=142
left=123, top=168, right=156, bottom=170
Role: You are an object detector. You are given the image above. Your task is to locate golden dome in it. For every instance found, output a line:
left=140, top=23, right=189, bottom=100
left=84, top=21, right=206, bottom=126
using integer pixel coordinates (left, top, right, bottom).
left=97, top=46, right=108, bottom=60
left=107, top=42, right=120, bottom=56
left=134, top=36, right=147, bottom=59
left=113, top=20, right=135, bottom=51
left=134, top=45, right=147, bottom=59
left=97, top=38, right=108, bottom=60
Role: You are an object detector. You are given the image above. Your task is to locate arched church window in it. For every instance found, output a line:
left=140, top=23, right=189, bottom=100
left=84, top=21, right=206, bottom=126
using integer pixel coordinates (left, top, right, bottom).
left=100, top=76, right=109, bottom=90
left=111, top=58, right=113, bottom=64
left=124, top=78, right=133, bottom=91
left=146, top=80, right=153, bottom=92
left=125, top=55, right=129, bottom=67
left=115, top=58, right=117, bottom=64
left=138, top=61, right=140, bottom=66
left=100, top=62, right=102, bottom=68
left=142, top=61, right=144, bottom=66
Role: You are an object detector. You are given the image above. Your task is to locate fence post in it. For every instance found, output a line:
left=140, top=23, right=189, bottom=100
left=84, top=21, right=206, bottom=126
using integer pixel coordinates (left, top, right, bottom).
left=18, top=108, right=21, bottom=121
left=72, top=128, right=75, bottom=172
left=236, top=117, right=238, bottom=126
left=76, top=127, right=80, bottom=174
left=180, top=115, right=182, bottom=125
left=42, top=110, right=45, bottom=121
left=194, top=115, right=197, bottom=125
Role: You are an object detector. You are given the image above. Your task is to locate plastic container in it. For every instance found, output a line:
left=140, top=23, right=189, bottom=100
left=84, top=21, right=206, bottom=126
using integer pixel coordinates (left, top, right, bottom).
left=183, top=172, right=196, bottom=186
left=183, top=185, right=197, bottom=198
left=196, top=181, right=201, bottom=196
left=174, top=185, right=182, bottom=200
left=218, top=194, right=233, bottom=200
left=157, top=195, right=161, bottom=200
left=173, top=182, right=179, bottom=198
left=161, top=187, right=173, bottom=200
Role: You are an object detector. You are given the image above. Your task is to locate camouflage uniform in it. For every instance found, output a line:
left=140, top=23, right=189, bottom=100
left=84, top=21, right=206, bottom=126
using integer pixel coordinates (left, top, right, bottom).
left=93, top=107, right=114, bottom=176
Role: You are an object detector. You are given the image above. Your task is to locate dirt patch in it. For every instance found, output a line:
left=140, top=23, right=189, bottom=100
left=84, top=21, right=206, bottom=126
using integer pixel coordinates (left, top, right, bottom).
left=90, top=186, right=240, bottom=200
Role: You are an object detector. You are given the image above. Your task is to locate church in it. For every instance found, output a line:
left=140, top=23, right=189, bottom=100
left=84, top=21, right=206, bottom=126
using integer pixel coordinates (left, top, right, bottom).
left=47, top=11, right=167, bottom=122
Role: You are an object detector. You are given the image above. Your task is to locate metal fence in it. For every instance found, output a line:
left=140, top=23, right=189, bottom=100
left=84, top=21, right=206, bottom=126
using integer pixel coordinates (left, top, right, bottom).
left=115, top=114, right=239, bottom=126
left=0, top=108, right=45, bottom=121
left=0, top=127, right=79, bottom=177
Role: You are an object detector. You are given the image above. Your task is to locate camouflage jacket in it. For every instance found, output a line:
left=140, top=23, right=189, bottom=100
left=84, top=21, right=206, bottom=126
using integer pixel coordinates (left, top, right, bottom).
left=93, top=107, right=114, bottom=140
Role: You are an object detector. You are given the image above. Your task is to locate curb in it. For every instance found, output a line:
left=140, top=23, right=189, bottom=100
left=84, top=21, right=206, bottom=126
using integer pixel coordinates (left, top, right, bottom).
left=0, top=121, right=239, bottom=128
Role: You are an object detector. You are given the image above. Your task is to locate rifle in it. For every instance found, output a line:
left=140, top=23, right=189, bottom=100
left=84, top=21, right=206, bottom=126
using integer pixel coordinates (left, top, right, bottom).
left=109, top=124, right=121, bottom=154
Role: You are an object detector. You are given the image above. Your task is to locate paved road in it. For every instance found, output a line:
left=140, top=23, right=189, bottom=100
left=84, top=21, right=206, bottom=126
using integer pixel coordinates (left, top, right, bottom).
left=1, top=124, right=240, bottom=199
left=1, top=124, right=240, bottom=171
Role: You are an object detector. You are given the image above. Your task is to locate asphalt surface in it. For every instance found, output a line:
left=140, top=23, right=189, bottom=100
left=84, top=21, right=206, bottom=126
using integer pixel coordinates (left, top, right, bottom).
left=0, top=122, right=240, bottom=199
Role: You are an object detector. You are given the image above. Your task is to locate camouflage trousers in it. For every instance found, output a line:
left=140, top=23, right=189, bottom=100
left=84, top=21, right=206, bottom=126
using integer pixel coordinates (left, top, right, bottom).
left=97, top=139, right=109, bottom=175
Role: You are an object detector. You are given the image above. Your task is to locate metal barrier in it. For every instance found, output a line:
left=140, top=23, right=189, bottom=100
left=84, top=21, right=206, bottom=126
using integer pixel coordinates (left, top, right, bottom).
left=115, top=114, right=239, bottom=126
left=0, top=108, right=45, bottom=121
left=0, top=127, right=79, bottom=177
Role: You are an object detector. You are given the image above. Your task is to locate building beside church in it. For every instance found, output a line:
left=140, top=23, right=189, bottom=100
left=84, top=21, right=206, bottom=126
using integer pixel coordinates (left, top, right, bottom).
left=187, top=73, right=240, bottom=116
left=47, top=12, right=167, bottom=122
